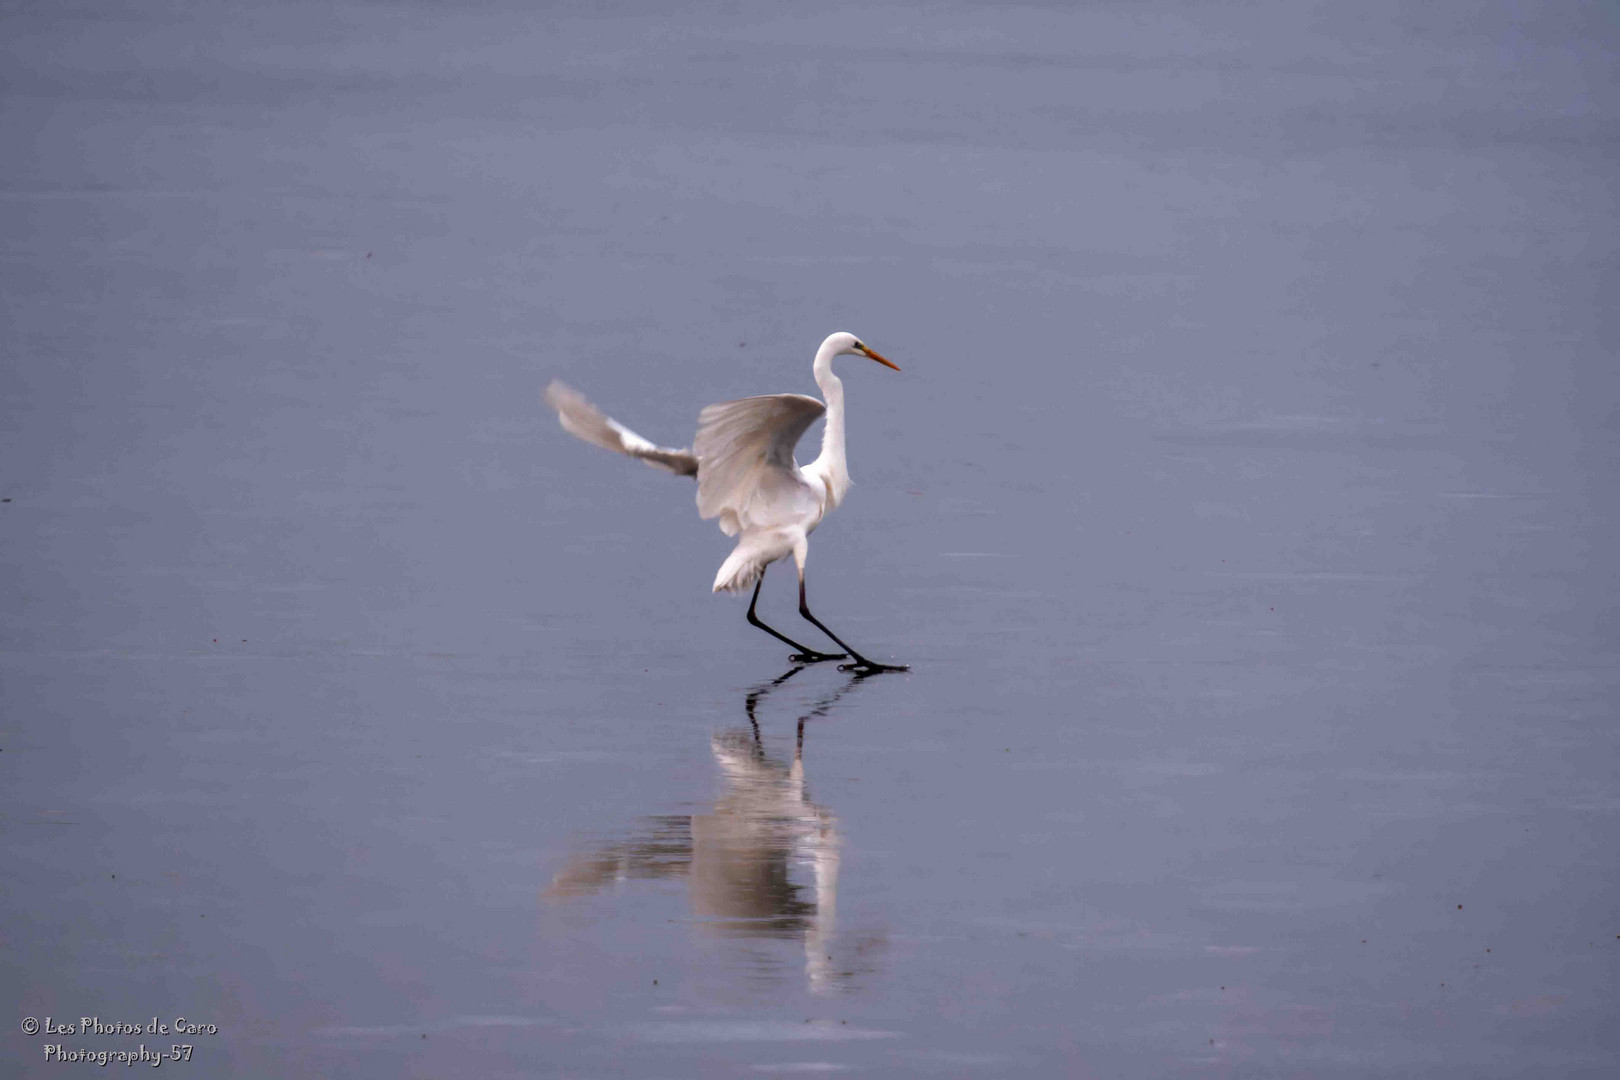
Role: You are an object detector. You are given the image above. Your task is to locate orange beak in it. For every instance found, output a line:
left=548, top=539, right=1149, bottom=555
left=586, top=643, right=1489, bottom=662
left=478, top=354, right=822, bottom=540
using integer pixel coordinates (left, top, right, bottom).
left=859, top=344, right=901, bottom=371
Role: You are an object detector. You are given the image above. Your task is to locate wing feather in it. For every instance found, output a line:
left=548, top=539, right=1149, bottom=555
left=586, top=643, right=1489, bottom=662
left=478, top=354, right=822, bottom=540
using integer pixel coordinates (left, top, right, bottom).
left=694, top=394, right=824, bottom=535
left=544, top=381, right=699, bottom=477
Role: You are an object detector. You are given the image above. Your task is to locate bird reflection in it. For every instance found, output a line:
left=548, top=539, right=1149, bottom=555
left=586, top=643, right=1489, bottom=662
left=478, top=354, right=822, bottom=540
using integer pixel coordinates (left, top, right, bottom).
left=544, top=666, right=872, bottom=992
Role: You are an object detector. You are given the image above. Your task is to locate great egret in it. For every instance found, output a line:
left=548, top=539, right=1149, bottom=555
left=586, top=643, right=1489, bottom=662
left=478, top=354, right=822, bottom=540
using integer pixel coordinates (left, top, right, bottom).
left=544, top=331, right=907, bottom=673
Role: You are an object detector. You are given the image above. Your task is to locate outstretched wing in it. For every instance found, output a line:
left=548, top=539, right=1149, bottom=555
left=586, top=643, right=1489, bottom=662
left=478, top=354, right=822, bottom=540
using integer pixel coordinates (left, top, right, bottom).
left=544, top=381, right=699, bottom=477
left=694, top=394, right=825, bottom=535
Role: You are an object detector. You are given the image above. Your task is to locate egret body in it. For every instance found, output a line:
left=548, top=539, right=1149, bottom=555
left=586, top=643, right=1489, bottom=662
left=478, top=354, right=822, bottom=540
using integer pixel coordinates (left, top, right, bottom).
left=544, top=332, right=907, bottom=672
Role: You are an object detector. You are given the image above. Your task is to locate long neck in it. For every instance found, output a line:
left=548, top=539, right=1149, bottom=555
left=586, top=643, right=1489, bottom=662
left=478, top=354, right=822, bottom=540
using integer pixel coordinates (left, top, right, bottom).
left=810, top=344, right=850, bottom=507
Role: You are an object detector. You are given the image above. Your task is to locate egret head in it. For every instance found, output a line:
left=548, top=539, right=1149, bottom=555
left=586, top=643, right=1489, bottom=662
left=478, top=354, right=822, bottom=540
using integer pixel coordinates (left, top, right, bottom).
left=823, top=331, right=901, bottom=371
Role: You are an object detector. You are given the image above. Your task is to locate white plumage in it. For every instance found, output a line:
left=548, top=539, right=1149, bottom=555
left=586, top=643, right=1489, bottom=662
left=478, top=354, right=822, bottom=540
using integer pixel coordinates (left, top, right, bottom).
left=695, top=395, right=826, bottom=538
left=543, top=331, right=908, bottom=672
left=543, top=380, right=698, bottom=477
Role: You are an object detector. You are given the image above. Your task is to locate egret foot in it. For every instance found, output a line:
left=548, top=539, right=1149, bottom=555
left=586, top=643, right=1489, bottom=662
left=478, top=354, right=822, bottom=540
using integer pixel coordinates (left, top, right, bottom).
left=790, top=650, right=848, bottom=663
left=796, top=578, right=906, bottom=676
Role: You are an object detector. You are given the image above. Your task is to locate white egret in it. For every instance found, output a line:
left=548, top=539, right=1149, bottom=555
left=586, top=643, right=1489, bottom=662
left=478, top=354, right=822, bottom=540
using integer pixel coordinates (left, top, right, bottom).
left=543, top=331, right=907, bottom=672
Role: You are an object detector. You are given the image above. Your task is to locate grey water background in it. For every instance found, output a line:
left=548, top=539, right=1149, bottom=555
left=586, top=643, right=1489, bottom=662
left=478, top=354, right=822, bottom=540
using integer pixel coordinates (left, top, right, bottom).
left=3, top=0, right=1617, bottom=1075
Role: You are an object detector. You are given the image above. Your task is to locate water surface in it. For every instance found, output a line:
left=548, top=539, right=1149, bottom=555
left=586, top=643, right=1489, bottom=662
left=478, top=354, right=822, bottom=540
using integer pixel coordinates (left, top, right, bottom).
left=3, top=1, right=1617, bottom=1076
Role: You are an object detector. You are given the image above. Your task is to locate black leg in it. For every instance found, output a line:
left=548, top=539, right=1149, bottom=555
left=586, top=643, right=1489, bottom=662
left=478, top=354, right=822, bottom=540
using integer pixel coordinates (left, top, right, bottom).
left=797, top=576, right=909, bottom=673
left=746, top=572, right=846, bottom=662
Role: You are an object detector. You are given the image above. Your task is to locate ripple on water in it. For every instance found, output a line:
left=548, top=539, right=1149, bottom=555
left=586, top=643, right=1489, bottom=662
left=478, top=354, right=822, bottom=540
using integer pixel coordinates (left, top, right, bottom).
left=626, top=1020, right=900, bottom=1043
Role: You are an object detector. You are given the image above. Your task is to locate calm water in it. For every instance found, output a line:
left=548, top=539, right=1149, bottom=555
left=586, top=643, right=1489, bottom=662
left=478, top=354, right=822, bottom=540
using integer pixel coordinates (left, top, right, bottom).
left=4, top=1, right=1618, bottom=1076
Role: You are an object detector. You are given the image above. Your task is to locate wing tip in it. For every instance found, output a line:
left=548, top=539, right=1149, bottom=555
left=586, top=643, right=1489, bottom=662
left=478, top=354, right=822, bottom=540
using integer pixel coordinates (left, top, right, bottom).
left=543, top=379, right=584, bottom=417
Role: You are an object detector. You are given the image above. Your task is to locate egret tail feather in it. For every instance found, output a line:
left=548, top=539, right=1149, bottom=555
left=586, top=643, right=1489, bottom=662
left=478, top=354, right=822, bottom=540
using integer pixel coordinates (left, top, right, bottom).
left=713, top=548, right=767, bottom=594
